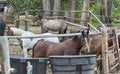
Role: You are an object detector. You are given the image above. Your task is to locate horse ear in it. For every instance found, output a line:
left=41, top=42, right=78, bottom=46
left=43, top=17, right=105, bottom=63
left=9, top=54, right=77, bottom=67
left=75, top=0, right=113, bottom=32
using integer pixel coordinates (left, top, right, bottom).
left=87, top=30, right=89, bottom=35
left=87, top=25, right=90, bottom=35
left=82, top=30, right=84, bottom=35
left=7, top=26, right=11, bottom=31
left=73, top=36, right=78, bottom=40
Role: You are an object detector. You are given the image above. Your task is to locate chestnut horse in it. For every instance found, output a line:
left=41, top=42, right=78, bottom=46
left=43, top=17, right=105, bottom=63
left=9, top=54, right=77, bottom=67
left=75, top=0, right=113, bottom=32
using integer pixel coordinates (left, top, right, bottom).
left=33, top=30, right=89, bottom=58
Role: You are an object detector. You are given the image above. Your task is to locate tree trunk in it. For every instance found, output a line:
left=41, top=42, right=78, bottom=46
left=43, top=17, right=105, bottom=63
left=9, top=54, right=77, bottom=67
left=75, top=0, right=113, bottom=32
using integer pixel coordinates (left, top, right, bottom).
left=53, top=0, right=61, bottom=17
left=42, top=0, right=51, bottom=33
left=100, top=0, right=113, bottom=26
left=70, top=0, right=76, bottom=22
left=80, top=0, right=90, bottom=27
left=43, top=0, right=51, bottom=16
left=107, top=0, right=113, bottom=26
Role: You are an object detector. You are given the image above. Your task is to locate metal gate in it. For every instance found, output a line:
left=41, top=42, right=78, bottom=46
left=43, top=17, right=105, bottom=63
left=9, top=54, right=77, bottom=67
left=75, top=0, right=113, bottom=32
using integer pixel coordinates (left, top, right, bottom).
left=107, top=28, right=120, bottom=72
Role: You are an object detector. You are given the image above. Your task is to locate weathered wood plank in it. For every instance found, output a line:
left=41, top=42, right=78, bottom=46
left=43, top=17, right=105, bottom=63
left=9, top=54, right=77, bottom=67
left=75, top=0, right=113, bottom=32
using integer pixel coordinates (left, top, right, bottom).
left=0, top=36, right=10, bottom=74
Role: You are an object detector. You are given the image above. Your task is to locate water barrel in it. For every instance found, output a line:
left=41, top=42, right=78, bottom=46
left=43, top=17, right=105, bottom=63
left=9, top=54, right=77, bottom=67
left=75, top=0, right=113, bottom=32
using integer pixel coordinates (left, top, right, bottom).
left=49, top=55, right=96, bottom=74
left=10, top=56, right=48, bottom=74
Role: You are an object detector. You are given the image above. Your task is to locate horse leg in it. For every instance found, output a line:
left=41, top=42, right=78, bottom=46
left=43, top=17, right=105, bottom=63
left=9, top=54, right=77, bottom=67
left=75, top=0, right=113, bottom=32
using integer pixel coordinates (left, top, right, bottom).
left=59, top=31, right=61, bottom=34
left=23, top=47, right=28, bottom=57
left=63, top=26, right=67, bottom=34
left=59, top=30, right=65, bottom=42
left=43, top=30, right=48, bottom=33
left=41, top=24, right=48, bottom=33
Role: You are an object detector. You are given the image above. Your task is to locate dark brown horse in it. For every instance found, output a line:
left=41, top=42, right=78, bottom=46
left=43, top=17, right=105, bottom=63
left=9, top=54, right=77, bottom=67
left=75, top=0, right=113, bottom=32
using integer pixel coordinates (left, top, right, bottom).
left=79, top=32, right=114, bottom=74
left=33, top=30, right=89, bottom=58
left=80, top=34, right=101, bottom=57
left=80, top=33, right=114, bottom=58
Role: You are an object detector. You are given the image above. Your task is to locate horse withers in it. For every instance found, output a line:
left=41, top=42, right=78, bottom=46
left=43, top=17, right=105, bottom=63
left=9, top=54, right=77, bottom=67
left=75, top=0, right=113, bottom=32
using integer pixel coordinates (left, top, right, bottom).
left=33, top=30, right=90, bottom=58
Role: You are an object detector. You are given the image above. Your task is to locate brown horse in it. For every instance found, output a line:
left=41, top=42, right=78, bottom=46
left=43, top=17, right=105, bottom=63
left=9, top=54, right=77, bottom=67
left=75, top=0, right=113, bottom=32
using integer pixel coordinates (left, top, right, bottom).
left=33, top=30, right=89, bottom=58
left=80, top=33, right=114, bottom=58
left=80, top=34, right=101, bottom=57
left=79, top=32, right=114, bottom=74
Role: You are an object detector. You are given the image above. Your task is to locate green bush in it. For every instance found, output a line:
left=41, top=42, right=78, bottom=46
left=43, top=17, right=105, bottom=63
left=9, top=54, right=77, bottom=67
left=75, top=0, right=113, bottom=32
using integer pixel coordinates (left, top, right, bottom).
left=7, top=0, right=43, bottom=12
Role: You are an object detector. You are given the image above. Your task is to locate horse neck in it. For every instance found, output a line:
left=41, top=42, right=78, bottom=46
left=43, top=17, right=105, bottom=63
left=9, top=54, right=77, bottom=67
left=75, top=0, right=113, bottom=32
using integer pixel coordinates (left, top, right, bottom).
left=41, top=19, right=48, bottom=23
left=64, top=38, right=83, bottom=51
left=75, top=38, right=83, bottom=50
left=11, top=28, right=25, bottom=36
left=88, top=34, right=102, bottom=55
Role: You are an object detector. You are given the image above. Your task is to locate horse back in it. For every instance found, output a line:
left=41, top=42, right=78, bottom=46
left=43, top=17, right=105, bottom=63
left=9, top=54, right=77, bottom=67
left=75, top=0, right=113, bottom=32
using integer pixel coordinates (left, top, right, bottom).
left=33, top=40, right=51, bottom=57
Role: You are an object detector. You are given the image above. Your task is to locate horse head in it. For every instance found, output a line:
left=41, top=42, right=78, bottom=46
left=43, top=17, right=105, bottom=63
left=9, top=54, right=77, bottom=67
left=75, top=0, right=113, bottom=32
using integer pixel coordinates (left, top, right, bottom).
left=32, top=14, right=43, bottom=22
left=6, top=27, right=14, bottom=36
left=81, top=30, right=90, bottom=54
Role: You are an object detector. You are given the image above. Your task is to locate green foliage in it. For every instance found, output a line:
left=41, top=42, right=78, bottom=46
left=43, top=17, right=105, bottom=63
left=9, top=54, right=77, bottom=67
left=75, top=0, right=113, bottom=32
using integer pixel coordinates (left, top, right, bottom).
left=60, top=0, right=70, bottom=10
left=90, top=3, right=101, bottom=26
left=6, top=0, right=120, bottom=27
left=90, top=3, right=100, bottom=15
left=7, top=0, right=42, bottom=12
left=76, top=0, right=83, bottom=10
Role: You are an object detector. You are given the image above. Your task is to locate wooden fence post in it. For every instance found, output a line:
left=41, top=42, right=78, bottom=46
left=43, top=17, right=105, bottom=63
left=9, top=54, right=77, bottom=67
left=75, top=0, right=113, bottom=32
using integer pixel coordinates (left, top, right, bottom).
left=80, top=0, right=90, bottom=26
left=25, top=11, right=29, bottom=31
left=0, top=36, right=10, bottom=74
left=15, top=13, right=19, bottom=28
left=101, top=28, right=109, bottom=74
left=64, top=11, right=69, bottom=21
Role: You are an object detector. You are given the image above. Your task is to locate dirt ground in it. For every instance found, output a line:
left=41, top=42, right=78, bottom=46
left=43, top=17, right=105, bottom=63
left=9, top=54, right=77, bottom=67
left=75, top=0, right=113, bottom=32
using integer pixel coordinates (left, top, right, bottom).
left=2, top=12, right=120, bottom=74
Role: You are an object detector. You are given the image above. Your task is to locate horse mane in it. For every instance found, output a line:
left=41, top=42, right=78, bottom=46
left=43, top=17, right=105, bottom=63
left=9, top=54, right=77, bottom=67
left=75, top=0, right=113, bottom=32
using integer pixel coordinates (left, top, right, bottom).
left=10, top=27, right=25, bottom=36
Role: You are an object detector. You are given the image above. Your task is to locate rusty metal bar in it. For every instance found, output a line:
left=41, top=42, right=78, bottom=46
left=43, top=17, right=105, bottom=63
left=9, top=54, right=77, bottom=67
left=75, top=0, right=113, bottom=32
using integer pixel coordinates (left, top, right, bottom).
left=109, top=58, right=119, bottom=65
left=108, top=51, right=117, bottom=57
left=107, top=37, right=115, bottom=41
left=108, top=45, right=116, bottom=49
left=110, top=62, right=119, bottom=71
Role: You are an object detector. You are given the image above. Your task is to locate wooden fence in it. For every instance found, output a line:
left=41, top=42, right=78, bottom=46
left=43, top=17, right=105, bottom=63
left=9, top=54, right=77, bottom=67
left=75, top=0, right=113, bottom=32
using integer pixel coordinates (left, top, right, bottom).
left=4, top=8, right=106, bottom=33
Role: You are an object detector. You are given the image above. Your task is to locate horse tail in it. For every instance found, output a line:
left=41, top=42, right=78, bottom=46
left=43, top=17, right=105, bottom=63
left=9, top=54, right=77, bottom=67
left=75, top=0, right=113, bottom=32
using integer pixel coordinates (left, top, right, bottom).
left=60, top=25, right=68, bottom=42
left=32, top=43, right=38, bottom=58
